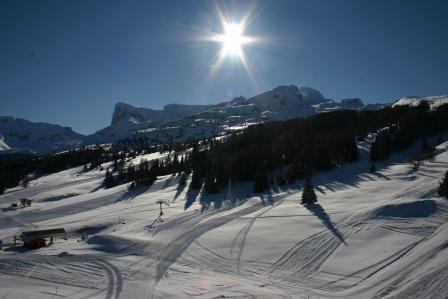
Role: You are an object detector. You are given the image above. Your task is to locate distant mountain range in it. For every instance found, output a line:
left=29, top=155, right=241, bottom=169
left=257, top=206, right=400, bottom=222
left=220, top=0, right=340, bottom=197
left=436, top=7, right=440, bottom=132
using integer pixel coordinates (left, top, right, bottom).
left=0, top=116, right=84, bottom=154
left=1, top=85, right=446, bottom=154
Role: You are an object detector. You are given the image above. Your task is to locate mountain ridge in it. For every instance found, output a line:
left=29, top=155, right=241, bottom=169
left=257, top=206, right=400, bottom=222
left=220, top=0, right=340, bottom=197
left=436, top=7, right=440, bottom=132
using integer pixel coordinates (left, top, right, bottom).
left=2, top=85, right=445, bottom=154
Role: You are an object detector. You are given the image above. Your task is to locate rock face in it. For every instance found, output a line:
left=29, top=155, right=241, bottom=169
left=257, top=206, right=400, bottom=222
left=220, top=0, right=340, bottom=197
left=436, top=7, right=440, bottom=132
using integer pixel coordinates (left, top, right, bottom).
left=111, top=102, right=213, bottom=125
left=244, top=85, right=325, bottom=120
left=0, top=116, right=85, bottom=154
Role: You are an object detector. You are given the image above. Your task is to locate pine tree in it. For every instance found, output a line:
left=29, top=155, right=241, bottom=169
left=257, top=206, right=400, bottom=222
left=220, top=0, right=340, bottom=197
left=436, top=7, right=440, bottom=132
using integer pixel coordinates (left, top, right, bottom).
left=301, top=176, right=317, bottom=205
left=203, top=158, right=219, bottom=194
left=127, top=164, right=136, bottom=182
left=253, top=164, right=269, bottom=193
left=216, top=162, right=230, bottom=188
left=438, top=170, right=448, bottom=199
left=190, top=168, right=203, bottom=189
left=179, top=172, right=187, bottom=187
left=275, top=171, right=286, bottom=186
left=104, top=170, right=115, bottom=188
left=420, top=138, right=433, bottom=154
left=371, top=131, right=392, bottom=162
left=316, top=146, right=332, bottom=171
left=204, top=171, right=219, bottom=193
left=344, top=136, right=359, bottom=162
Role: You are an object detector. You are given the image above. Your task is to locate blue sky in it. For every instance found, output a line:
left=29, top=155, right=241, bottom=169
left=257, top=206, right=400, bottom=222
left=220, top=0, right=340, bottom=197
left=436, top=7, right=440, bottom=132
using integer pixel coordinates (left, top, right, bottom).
left=1, top=0, right=447, bottom=134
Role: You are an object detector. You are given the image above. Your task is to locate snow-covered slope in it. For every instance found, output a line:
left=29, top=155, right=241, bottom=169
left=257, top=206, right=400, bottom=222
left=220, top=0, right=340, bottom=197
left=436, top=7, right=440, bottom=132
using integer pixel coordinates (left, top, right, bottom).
left=392, top=95, right=448, bottom=109
left=0, top=136, right=10, bottom=151
left=1, top=136, right=448, bottom=298
left=0, top=116, right=85, bottom=154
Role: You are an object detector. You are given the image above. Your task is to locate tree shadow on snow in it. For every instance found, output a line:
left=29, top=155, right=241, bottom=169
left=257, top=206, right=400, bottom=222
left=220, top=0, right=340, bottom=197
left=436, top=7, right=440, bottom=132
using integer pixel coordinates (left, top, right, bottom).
left=305, top=204, right=347, bottom=246
left=163, top=174, right=177, bottom=189
left=373, top=200, right=438, bottom=218
left=89, top=183, right=105, bottom=193
left=184, top=187, right=200, bottom=210
left=310, top=138, right=438, bottom=193
left=115, top=185, right=151, bottom=203
left=315, top=185, right=326, bottom=195
left=259, top=191, right=274, bottom=206
left=373, top=172, right=391, bottom=180
left=173, top=178, right=187, bottom=202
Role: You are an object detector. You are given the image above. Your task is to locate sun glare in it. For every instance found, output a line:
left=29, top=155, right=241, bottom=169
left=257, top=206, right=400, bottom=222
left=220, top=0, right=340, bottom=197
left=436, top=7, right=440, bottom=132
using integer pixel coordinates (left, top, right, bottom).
left=220, top=22, right=245, bottom=57
left=197, top=2, right=264, bottom=85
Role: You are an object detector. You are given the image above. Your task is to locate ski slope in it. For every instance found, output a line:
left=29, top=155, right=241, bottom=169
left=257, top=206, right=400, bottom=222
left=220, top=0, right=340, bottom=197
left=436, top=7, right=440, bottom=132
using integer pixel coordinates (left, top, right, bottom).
left=1, top=141, right=448, bottom=298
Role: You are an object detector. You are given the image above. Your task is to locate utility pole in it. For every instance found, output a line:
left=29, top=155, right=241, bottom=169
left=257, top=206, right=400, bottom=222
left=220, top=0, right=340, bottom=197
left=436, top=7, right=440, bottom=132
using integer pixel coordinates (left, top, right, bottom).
left=156, top=199, right=169, bottom=217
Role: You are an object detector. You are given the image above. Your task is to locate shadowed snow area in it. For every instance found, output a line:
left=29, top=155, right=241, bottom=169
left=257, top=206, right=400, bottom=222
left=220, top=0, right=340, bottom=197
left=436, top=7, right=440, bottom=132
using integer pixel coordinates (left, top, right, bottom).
left=372, top=200, right=438, bottom=218
left=1, top=141, right=448, bottom=298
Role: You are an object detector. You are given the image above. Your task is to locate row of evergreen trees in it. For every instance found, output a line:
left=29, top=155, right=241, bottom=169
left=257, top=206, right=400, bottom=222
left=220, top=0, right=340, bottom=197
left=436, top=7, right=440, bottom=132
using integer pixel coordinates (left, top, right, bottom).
left=370, top=101, right=447, bottom=162
left=0, top=145, right=152, bottom=194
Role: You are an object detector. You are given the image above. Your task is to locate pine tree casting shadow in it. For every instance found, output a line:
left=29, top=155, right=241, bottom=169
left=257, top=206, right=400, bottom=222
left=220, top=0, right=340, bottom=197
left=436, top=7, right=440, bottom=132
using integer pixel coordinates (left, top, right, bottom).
left=305, top=204, right=346, bottom=245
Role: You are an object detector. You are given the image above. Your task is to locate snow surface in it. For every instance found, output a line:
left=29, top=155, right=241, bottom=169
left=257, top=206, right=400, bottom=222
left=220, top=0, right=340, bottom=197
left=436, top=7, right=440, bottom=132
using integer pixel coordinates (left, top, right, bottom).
left=1, top=137, right=448, bottom=298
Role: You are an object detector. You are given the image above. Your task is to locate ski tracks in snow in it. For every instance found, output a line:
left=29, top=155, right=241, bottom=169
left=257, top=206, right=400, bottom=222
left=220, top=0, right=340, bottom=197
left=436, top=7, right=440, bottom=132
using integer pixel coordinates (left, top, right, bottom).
left=229, top=193, right=289, bottom=275
left=0, top=255, right=123, bottom=299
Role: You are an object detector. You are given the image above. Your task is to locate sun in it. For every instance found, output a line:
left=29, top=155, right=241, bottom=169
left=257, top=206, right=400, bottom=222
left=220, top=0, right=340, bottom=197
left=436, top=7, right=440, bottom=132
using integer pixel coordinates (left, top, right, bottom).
left=198, top=2, right=265, bottom=83
left=219, top=22, right=245, bottom=57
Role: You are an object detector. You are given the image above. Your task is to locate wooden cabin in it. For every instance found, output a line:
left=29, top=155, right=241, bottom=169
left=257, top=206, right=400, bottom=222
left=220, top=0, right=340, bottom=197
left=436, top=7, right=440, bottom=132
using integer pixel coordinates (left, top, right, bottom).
left=20, top=228, right=66, bottom=249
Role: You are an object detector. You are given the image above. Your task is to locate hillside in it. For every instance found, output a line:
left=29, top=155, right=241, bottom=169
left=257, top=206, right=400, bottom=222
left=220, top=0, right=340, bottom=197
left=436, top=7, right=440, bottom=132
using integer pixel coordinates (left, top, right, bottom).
left=0, top=133, right=447, bottom=298
left=0, top=117, right=85, bottom=154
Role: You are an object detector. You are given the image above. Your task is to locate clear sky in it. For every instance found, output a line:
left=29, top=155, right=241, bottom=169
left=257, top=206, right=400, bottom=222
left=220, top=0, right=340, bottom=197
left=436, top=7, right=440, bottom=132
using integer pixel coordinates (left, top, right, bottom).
left=1, top=0, right=447, bottom=134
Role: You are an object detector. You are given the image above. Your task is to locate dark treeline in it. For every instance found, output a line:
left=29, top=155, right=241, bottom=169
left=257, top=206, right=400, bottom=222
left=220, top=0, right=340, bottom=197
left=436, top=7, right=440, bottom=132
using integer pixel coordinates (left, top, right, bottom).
left=370, top=101, right=448, bottom=162
left=0, top=136, right=198, bottom=194
left=0, top=147, right=112, bottom=194
left=182, top=102, right=448, bottom=197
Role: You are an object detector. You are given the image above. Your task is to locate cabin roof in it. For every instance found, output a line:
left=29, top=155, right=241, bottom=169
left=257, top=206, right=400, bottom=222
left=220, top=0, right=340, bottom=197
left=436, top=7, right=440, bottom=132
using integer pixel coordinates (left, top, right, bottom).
left=20, top=228, right=66, bottom=239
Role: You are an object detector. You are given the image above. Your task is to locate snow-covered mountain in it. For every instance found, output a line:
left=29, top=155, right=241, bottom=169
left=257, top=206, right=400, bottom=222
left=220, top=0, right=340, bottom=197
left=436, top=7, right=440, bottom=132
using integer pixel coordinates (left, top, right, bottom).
left=109, top=85, right=384, bottom=127
left=0, top=116, right=85, bottom=154
left=392, top=95, right=448, bottom=109
left=6, top=85, right=445, bottom=154
left=0, top=136, right=10, bottom=151
left=91, top=85, right=388, bottom=145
